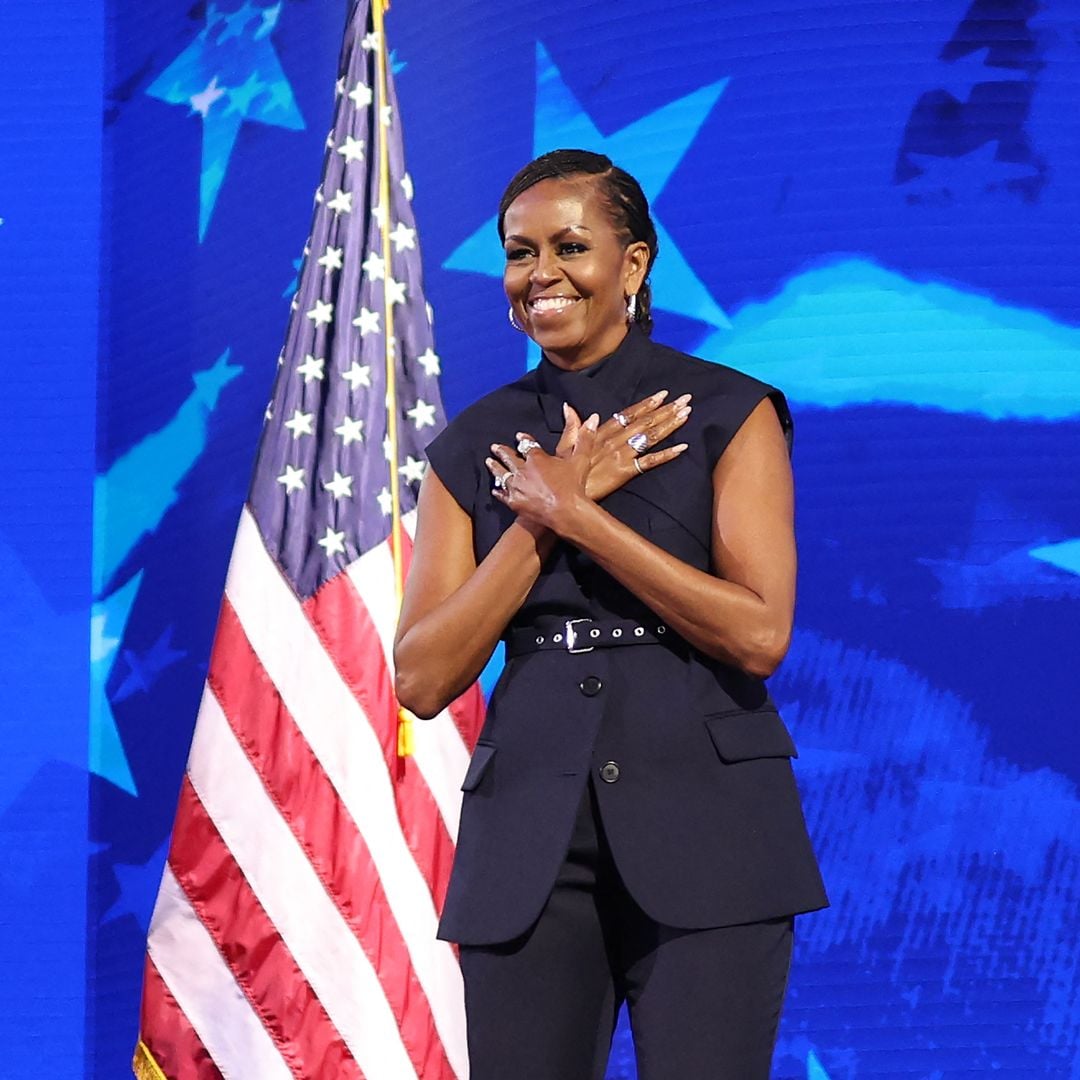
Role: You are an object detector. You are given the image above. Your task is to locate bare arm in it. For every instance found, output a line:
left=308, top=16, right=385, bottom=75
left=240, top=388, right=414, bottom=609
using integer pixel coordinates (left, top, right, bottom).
left=393, top=473, right=555, bottom=719
left=493, top=398, right=795, bottom=677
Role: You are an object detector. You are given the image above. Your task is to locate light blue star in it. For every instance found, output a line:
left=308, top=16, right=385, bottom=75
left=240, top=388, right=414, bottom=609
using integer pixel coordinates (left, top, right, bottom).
left=90, top=572, right=142, bottom=795
left=146, top=2, right=304, bottom=240
left=1030, top=539, right=1080, bottom=577
left=807, top=1049, right=832, bottom=1080
left=114, top=626, right=187, bottom=703
left=444, top=42, right=731, bottom=340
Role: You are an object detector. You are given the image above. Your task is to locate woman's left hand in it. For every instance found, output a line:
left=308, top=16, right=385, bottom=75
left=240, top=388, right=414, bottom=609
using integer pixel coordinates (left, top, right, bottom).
left=486, top=415, right=602, bottom=533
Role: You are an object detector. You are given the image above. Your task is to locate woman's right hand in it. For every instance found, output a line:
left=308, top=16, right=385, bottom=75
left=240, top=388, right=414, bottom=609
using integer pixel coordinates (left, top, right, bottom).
left=553, top=390, right=692, bottom=502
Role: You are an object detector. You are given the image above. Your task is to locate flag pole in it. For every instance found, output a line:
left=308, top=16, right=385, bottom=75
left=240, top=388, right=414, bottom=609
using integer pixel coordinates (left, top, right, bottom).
left=371, top=0, right=414, bottom=760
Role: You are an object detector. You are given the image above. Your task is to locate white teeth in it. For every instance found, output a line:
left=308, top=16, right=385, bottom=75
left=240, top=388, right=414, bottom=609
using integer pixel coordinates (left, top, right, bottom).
left=530, top=297, right=577, bottom=312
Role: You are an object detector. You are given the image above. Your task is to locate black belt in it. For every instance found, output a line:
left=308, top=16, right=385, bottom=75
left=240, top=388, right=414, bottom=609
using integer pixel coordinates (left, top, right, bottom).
left=505, top=617, right=673, bottom=658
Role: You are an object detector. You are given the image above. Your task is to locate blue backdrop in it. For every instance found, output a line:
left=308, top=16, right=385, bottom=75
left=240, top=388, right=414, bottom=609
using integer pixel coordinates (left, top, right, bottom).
left=2, top=0, right=1079, bottom=1076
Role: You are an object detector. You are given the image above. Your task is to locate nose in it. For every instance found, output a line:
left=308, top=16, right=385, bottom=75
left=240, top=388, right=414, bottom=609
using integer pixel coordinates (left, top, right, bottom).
left=530, top=248, right=560, bottom=286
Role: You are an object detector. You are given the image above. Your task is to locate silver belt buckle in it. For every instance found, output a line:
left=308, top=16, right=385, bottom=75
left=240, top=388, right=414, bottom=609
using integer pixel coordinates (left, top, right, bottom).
left=564, top=618, right=594, bottom=654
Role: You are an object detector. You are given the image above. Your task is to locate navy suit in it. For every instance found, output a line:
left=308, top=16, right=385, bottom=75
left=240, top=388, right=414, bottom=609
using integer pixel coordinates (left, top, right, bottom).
left=425, top=327, right=827, bottom=1075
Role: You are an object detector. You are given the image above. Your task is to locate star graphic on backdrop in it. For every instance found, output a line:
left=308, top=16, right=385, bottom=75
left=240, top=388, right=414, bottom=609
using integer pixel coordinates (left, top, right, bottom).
left=334, top=416, right=365, bottom=445
left=113, top=626, right=187, bottom=703
left=146, top=1, right=305, bottom=240
left=341, top=361, right=372, bottom=391
left=353, top=307, right=381, bottom=336
left=445, top=41, right=731, bottom=349
left=407, top=398, right=437, bottom=430
left=417, top=347, right=440, bottom=377
left=276, top=463, right=305, bottom=492
left=101, top=836, right=171, bottom=929
left=903, top=141, right=1039, bottom=197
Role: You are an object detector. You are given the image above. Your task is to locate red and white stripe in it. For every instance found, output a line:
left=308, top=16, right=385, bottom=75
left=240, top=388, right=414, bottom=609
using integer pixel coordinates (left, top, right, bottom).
left=139, top=507, right=485, bottom=1078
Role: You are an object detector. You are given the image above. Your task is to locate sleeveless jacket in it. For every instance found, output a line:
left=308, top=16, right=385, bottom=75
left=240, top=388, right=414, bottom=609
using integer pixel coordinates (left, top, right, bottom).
left=426, top=327, right=828, bottom=946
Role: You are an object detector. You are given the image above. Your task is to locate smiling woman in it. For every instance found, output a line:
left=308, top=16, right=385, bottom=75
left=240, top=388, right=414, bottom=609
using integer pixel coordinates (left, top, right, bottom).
left=393, top=148, right=827, bottom=1079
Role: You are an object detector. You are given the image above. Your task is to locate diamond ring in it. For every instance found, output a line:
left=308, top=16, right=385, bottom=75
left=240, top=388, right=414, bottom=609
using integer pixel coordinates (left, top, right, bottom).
left=613, top=411, right=630, bottom=428
left=516, top=437, right=542, bottom=456
left=627, top=432, right=649, bottom=454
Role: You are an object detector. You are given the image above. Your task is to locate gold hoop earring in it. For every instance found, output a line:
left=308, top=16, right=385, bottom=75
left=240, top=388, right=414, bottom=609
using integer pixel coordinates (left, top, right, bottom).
left=507, top=306, right=526, bottom=332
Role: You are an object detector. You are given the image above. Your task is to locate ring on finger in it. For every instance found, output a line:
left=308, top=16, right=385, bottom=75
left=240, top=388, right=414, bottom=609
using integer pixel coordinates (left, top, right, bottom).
left=516, top=437, right=542, bottom=456
left=627, top=432, right=649, bottom=454
left=493, top=471, right=509, bottom=491
left=633, top=458, right=645, bottom=476
left=613, top=411, right=630, bottom=428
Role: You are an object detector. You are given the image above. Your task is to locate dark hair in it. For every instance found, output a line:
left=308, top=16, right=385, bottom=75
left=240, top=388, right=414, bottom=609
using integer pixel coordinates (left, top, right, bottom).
left=497, top=149, right=659, bottom=335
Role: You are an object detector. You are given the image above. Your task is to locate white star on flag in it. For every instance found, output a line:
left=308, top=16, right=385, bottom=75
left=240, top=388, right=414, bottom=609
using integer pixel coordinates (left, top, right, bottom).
left=361, top=251, right=386, bottom=281
left=341, top=362, right=371, bottom=391
left=372, top=202, right=387, bottom=229
left=337, top=136, right=365, bottom=163
left=407, top=399, right=437, bottom=430
left=385, top=277, right=406, bottom=306
left=317, top=526, right=346, bottom=557
left=380, top=105, right=393, bottom=127
left=276, top=464, right=305, bottom=492
left=376, top=487, right=393, bottom=515
left=334, top=416, right=365, bottom=445
left=326, top=188, right=352, bottom=215
left=335, top=76, right=345, bottom=97
left=296, top=354, right=325, bottom=382
left=389, top=222, right=416, bottom=252
left=306, top=299, right=334, bottom=327
left=348, top=81, right=373, bottom=108
left=317, top=245, right=343, bottom=272
left=417, top=347, right=440, bottom=376
left=399, top=456, right=426, bottom=484
left=400, top=173, right=414, bottom=200
left=283, top=409, right=314, bottom=439
left=383, top=434, right=394, bottom=461
left=323, top=471, right=354, bottom=500
left=361, top=30, right=380, bottom=50
left=353, top=307, right=380, bottom=336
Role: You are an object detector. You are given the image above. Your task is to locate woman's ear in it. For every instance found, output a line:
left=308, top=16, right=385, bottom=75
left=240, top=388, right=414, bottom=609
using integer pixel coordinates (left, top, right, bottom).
left=624, top=240, right=651, bottom=296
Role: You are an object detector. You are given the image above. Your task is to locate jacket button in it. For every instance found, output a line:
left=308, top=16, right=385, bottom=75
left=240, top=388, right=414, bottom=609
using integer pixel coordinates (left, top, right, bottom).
left=579, top=675, right=603, bottom=697
left=599, top=761, right=620, bottom=784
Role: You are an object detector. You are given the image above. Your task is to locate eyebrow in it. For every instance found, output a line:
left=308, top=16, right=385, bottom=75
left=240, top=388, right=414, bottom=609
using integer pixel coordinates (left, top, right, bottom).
left=504, top=225, right=593, bottom=245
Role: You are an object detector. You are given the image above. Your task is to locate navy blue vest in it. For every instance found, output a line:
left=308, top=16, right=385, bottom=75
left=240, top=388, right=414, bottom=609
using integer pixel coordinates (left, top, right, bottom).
left=426, top=327, right=827, bottom=945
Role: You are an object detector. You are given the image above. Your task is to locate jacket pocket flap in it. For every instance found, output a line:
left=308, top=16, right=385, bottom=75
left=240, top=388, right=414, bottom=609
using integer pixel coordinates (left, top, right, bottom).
left=704, top=710, right=798, bottom=763
left=461, top=743, right=497, bottom=791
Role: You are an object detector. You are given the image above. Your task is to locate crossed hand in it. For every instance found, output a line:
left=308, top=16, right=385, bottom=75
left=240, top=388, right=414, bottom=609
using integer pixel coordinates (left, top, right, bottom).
left=485, top=390, right=692, bottom=532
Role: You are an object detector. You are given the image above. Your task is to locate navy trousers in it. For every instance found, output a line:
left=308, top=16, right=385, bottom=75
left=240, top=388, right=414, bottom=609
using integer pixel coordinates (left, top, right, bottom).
left=460, top=779, right=794, bottom=1079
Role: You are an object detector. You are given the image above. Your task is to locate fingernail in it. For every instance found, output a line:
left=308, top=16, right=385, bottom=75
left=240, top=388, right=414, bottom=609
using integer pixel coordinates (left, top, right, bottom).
left=673, top=393, right=692, bottom=408
left=677, top=406, right=692, bottom=419
left=490, top=443, right=499, bottom=453
left=674, top=443, right=689, bottom=452
left=585, top=413, right=600, bottom=431
left=563, top=402, right=570, bottom=418
left=650, top=389, right=669, bottom=405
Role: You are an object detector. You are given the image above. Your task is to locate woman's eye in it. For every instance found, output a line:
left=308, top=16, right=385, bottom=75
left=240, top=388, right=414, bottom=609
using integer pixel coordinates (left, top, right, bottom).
left=559, top=243, right=586, bottom=255
left=505, top=248, right=532, bottom=261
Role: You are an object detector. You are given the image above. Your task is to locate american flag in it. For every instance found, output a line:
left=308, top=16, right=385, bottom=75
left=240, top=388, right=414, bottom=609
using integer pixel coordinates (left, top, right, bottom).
left=134, top=2, right=484, bottom=1076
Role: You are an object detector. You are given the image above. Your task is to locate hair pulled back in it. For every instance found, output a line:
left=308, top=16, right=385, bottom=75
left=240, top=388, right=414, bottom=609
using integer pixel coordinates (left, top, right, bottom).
left=497, top=149, right=659, bottom=335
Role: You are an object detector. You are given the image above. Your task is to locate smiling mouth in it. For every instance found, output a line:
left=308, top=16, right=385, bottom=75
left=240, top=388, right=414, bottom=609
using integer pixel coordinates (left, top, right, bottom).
left=528, top=296, right=581, bottom=314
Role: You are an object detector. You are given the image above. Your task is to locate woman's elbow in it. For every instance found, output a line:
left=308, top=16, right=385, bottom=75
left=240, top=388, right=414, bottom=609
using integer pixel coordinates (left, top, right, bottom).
left=393, top=641, right=443, bottom=720
left=740, top=622, right=792, bottom=680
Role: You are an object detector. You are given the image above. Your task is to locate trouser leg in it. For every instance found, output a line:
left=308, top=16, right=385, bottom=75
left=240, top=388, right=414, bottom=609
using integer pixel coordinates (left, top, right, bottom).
left=624, top=912, right=794, bottom=1080
left=459, top=785, right=620, bottom=1080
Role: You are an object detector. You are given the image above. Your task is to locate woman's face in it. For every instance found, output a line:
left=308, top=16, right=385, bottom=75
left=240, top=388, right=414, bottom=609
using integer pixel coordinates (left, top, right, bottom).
left=502, top=177, right=649, bottom=370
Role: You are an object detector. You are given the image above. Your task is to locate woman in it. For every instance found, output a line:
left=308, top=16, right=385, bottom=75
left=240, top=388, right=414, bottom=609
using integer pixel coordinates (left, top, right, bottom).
left=394, top=149, right=827, bottom=1079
